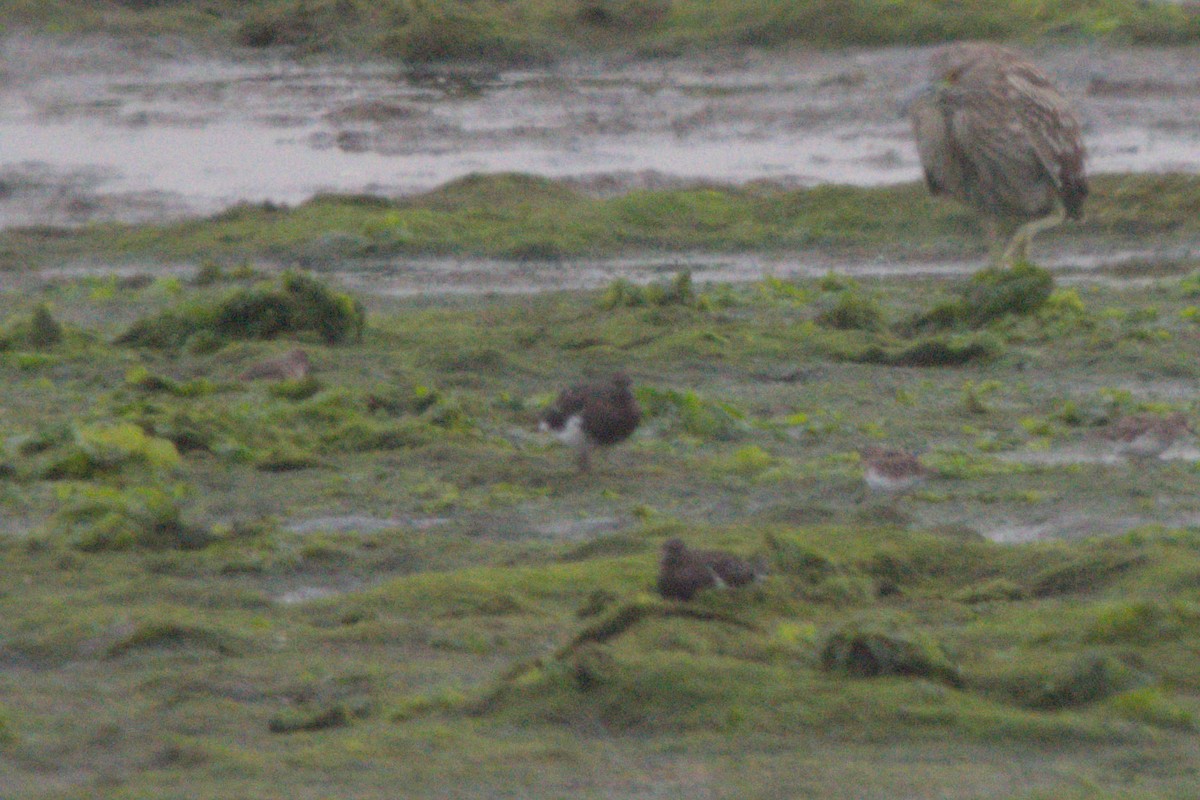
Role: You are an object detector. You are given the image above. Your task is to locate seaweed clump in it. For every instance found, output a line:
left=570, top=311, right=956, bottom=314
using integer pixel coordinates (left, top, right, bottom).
left=837, top=333, right=1001, bottom=367
left=637, top=386, right=749, bottom=440
left=268, top=705, right=352, bottom=734
left=1028, top=547, right=1146, bottom=597
left=599, top=270, right=697, bottom=309
left=53, top=484, right=213, bottom=553
left=115, top=271, right=365, bottom=349
left=1, top=303, right=65, bottom=350
left=815, top=290, right=884, bottom=332
left=820, top=612, right=963, bottom=687
left=908, top=262, right=1055, bottom=332
left=1020, top=654, right=1149, bottom=710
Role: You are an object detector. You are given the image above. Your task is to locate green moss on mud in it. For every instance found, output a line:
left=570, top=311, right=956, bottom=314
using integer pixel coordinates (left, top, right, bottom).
left=5, top=258, right=1200, bottom=797
left=114, top=269, right=365, bottom=348
left=449, top=524, right=1200, bottom=752
left=5, top=0, right=1198, bottom=59
left=5, top=173, right=1200, bottom=269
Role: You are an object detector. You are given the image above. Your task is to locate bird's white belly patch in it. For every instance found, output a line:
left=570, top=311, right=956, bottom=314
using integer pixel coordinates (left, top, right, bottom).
left=864, top=469, right=920, bottom=492
left=551, top=414, right=586, bottom=447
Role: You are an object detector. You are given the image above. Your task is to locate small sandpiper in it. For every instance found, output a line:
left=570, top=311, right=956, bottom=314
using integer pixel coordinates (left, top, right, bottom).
left=859, top=446, right=930, bottom=493
left=240, top=348, right=312, bottom=381
left=1102, top=412, right=1193, bottom=461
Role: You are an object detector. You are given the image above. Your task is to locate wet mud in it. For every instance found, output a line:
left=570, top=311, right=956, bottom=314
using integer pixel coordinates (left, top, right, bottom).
left=4, top=36, right=1200, bottom=547
left=2, top=35, right=1199, bottom=230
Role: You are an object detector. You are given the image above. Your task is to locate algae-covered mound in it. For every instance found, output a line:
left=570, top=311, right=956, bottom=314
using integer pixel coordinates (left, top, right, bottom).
left=20, top=421, right=182, bottom=482
left=908, top=262, right=1055, bottom=333
left=810, top=264, right=1039, bottom=367
left=471, top=596, right=797, bottom=732
left=0, top=303, right=70, bottom=351
left=636, top=386, right=751, bottom=441
left=820, top=611, right=962, bottom=687
left=51, top=483, right=214, bottom=553
left=599, top=271, right=698, bottom=310
left=396, top=525, right=1200, bottom=741
left=832, top=331, right=1002, bottom=367
left=115, top=270, right=365, bottom=349
left=10, top=174, right=1200, bottom=268
left=961, top=261, right=1055, bottom=326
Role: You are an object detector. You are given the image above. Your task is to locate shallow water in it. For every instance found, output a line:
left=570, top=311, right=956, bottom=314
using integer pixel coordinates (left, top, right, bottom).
left=317, top=245, right=1200, bottom=297
left=2, top=36, right=1199, bottom=228
left=14, top=243, right=1197, bottom=299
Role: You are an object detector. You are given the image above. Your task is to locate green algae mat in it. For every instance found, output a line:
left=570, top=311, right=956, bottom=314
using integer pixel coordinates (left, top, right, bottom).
left=5, top=0, right=1199, bottom=62
left=3, top=239, right=1200, bottom=797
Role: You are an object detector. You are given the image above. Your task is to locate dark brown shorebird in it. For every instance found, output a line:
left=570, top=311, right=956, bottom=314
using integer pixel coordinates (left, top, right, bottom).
left=860, top=446, right=931, bottom=493
left=538, top=373, right=641, bottom=472
left=240, top=348, right=312, bottom=382
left=1102, top=412, right=1193, bottom=461
left=656, top=538, right=763, bottom=602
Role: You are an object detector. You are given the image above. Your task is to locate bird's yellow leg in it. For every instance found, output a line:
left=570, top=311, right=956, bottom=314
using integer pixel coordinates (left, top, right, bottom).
left=1001, top=206, right=1066, bottom=265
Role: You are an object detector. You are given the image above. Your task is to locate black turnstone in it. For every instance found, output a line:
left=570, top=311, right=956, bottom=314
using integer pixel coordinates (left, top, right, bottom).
left=538, top=373, right=641, bottom=472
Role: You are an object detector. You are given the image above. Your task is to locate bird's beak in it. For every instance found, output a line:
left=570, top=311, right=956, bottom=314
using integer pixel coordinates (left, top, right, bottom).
left=898, top=83, right=936, bottom=118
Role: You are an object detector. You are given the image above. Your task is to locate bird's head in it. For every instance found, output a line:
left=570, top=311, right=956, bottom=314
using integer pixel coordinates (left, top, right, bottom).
left=898, top=83, right=937, bottom=118
left=538, top=406, right=565, bottom=433
left=661, top=538, right=688, bottom=563
left=928, top=41, right=993, bottom=83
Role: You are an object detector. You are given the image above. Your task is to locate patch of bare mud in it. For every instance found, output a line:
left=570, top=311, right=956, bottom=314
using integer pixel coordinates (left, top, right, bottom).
left=998, top=444, right=1200, bottom=467
left=532, top=516, right=622, bottom=539
left=283, top=515, right=449, bottom=535
left=11, top=240, right=1196, bottom=299
left=0, top=514, right=36, bottom=539
left=274, top=585, right=354, bottom=605
left=988, top=511, right=1200, bottom=544
left=2, top=35, right=1199, bottom=228
left=325, top=244, right=1200, bottom=297
left=996, top=447, right=1117, bottom=467
left=986, top=514, right=1139, bottom=543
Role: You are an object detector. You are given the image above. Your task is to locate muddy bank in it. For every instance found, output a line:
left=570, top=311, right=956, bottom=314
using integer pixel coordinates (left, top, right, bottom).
left=2, top=35, right=1199, bottom=228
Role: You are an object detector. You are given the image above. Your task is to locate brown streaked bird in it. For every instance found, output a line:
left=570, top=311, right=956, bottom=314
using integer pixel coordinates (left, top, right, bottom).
left=239, top=348, right=312, bottom=381
left=538, top=373, right=641, bottom=472
left=656, top=538, right=763, bottom=602
left=1102, top=412, right=1193, bottom=461
left=907, top=42, right=1087, bottom=264
left=860, top=447, right=931, bottom=493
